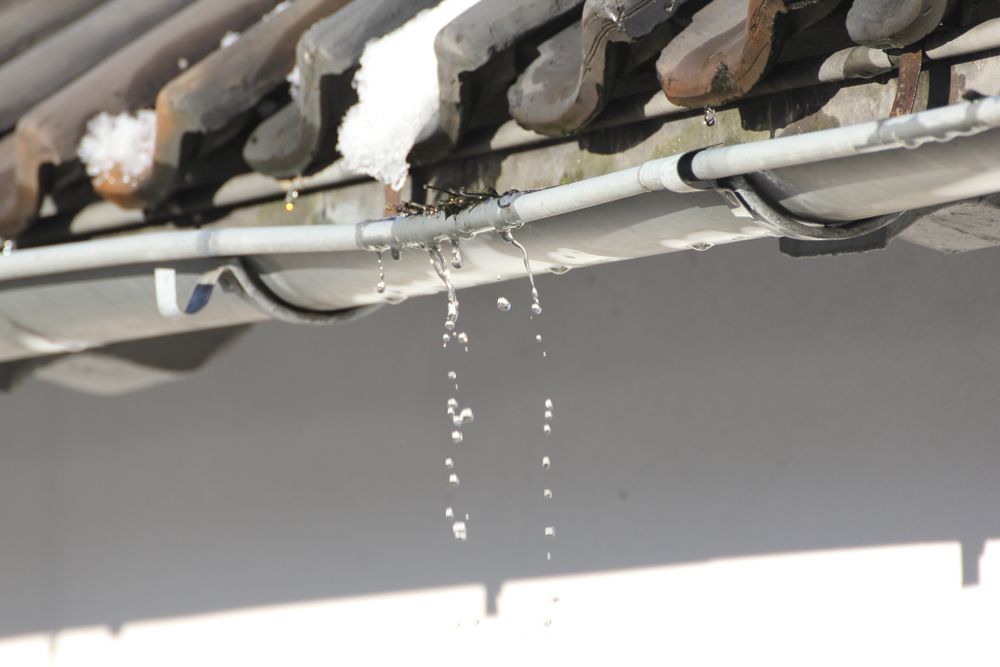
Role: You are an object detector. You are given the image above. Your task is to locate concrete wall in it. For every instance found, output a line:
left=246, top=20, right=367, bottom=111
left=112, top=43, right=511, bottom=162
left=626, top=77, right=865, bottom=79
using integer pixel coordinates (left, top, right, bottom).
left=2, top=238, right=1000, bottom=663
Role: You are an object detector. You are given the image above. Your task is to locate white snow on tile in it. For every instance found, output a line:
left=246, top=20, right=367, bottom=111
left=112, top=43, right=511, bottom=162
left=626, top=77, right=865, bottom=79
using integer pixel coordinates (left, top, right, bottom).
left=336, top=0, right=479, bottom=191
left=77, top=110, right=157, bottom=187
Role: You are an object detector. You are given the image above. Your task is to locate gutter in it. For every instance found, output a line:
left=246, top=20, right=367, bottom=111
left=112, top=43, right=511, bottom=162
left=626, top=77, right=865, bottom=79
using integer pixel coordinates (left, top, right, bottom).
left=2, top=96, right=1000, bottom=364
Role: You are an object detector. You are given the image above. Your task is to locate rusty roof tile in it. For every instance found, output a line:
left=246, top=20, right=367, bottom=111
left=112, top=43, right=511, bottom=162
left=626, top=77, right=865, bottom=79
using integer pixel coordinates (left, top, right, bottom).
left=656, top=0, right=842, bottom=109
left=508, top=0, right=681, bottom=137
left=244, top=0, right=440, bottom=178
left=0, top=0, right=107, bottom=65
left=109, top=0, right=353, bottom=210
left=0, top=0, right=195, bottom=135
left=1, top=0, right=280, bottom=238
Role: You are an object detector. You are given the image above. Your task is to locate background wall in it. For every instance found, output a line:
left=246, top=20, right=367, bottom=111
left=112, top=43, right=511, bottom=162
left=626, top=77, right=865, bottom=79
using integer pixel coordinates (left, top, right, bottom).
left=1, top=238, right=999, bottom=664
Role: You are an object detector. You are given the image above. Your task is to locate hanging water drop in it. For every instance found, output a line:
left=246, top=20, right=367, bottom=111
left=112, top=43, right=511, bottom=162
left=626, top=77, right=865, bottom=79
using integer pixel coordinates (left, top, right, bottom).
left=500, top=230, right=542, bottom=317
left=449, top=473, right=460, bottom=486
left=497, top=297, right=511, bottom=312
left=429, top=246, right=460, bottom=333
left=451, top=430, right=463, bottom=444
left=452, top=521, right=468, bottom=541
left=375, top=250, right=386, bottom=294
left=542, top=456, right=551, bottom=470
left=450, top=240, right=464, bottom=269
left=690, top=241, right=714, bottom=252
left=390, top=247, right=401, bottom=261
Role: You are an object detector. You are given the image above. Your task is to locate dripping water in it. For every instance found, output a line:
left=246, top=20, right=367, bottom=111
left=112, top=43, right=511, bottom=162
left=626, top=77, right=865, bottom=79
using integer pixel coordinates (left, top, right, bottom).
left=375, top=250, right=386, bottom=294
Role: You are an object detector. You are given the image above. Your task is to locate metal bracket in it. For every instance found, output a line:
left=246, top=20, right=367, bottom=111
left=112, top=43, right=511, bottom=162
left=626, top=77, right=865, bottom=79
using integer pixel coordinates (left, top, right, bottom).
left=153, top=261, right=379, bottom=326
left=714, top=174, right=907, bottom=242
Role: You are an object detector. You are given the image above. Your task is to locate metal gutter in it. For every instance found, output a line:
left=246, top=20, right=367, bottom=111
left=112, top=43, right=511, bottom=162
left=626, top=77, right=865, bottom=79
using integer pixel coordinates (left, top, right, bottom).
left=3, top=96, right=1000, bottom=364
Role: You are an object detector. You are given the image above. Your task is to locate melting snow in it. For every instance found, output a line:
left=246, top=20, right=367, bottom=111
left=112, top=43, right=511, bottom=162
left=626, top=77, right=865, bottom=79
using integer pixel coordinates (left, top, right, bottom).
left=336, top=0, right=479, bottom=191
left=77, top=110, right=157, bottom=186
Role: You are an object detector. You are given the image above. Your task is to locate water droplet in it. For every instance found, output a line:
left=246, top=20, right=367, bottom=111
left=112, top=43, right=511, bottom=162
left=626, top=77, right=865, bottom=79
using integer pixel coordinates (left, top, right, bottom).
left=447, top=398, right=458, bottom=415
left=497, top=297, right=511, bottom=312
left=448, top=371, right=457, bottom=381
left=1, top=240, right=13, bottom=256
left=550, top=265, right=571, bottom=275
left=545, top=398, right=553, bottom=410
left=449, top=473, right=460, bottom=486
left=546, top=552, right=552, bottom=561
left=445, top=507, right=454, bottom=519
left=374, top=250, right=387, bottom=294
left=543, top=424, right=552, bottom=435
left=457, top=332, right=468, bottom=345
left=452, top=408, right=474, bottom=427
left=177, top=57, right=189, bottom=70
left=450, top=240, right=464, bottom=269
left=542, top=456, right=551, bottom=470
left=445, top=457, right=454, bottom=469
left=390, top=248, right=401, bottom=261
left=465, top=513, right=470, bottom=520
left=443, top=333, right=451, bottom=345
left=451, top=430, right=463, bottom=444
left=690, top=241, right=714, bottom=252
left=283, top=188, right=299, bottom=212
left=543, top=489, right=552, bottom=500
left=703, top=106, right=717, bottom=127
left=536, top=334, right=542, bottom=343
left=544, top=526, right=555, bottom=538
left=500, top=230, right=543, bottom=319
left=544, top=410, right=553, bottom=422
left=452, top=521, right=467, bottom=541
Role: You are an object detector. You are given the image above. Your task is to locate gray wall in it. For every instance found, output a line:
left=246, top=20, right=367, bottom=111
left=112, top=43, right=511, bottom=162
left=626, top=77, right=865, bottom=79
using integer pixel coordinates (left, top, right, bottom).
left=2, top=237, right=1000, bottom=637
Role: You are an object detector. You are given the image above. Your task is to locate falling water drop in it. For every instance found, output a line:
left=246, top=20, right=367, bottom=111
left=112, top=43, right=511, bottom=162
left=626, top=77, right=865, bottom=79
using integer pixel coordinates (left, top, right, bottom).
left=531, top=302, right=542, bottom=316
left=283, top=188, right=299, bottom=212
left=447, top=398, right=458, bottom=416
left=451, top=430, right=463, bottom=444
left=544, top=410, right=553, bottom=422
left=448, top=371, right=457, bottom=381
left=542, top=456, right=551, bottom=470
left=543, top=424, right=552, bottom=435
left=544, top=526, right=555, bottom=538
left=543, top=489, right=552, bottom=500
left=375, top=250, right=386, bottom=294
left=445, top=457, right=454, bottom=469
left=546, top=552, right=552, bottom=561
left=452, top=521, right=468, bottom=541
left=445, top=507, right=454, bottom=519
left=443, top=333, right=451, bottom=347
left=497, top=297, right=512, bottom=312
left=545, top=398, right=553, bottom=410
left=457, top=332, right=469, bottom=346
left=449, top=473, right=460, bottom=486
left=459, top=407, right=474, bottom=424
left=536, top=334, right=543, bottom=344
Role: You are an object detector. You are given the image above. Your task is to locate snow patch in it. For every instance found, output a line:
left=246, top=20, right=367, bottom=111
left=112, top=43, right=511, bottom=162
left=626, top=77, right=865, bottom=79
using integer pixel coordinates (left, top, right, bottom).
left=77, top=110, right=157, bottom=187
left=336, top=0, right=480, bottom=191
